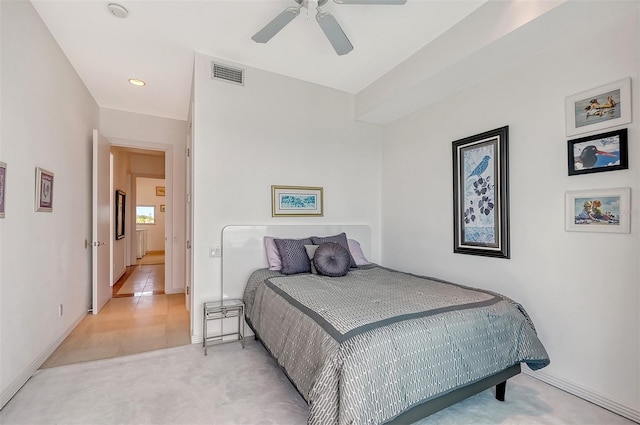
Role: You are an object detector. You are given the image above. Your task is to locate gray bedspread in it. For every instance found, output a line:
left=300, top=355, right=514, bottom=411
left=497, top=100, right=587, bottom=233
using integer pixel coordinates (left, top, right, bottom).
left=243, top=265, right=549, bottom=425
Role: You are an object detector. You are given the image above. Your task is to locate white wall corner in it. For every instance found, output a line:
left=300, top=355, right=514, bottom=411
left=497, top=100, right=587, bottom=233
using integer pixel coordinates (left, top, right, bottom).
left=522, top=366, right=640, bottom=423
left=0, top=311, right=86, bottom=410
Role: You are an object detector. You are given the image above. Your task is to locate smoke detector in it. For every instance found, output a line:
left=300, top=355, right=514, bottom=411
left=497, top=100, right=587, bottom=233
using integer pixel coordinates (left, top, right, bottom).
left=108, top=3, right=128, bottom=19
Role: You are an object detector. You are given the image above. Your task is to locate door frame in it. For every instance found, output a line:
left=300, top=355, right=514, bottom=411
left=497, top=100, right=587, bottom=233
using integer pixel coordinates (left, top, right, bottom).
left=110, top=138, right=175, bottom=293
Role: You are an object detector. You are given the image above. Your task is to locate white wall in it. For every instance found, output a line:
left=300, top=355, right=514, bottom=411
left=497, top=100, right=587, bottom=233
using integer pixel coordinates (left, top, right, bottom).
left=191, top=53, right=383, bottom=340
left=100, top=108, right=188, bottom=294
left=381, top=8, right=639, bottom=420
left=136, top=177, right=166, bottom=252
left=0, top=1, right=99, bottom=408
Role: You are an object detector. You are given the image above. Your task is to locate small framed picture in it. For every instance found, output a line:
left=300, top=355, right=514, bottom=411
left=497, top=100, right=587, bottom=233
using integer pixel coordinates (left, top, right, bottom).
left=565, top=77, right=631, bottom=136
left=565, top=187, right=631, bottom=233
left=0, top=161, right=6, bottom=218
left=35, top=167, right=54, bottom=212
left=115, top=190, right=126, bottom=240
left=568, top=129, right=628, bottom=176
left=272, top=185, right=323, bottom=217
left=160, top=204, right=166, bottom=213
left=156, top=186, right=165, bottom=196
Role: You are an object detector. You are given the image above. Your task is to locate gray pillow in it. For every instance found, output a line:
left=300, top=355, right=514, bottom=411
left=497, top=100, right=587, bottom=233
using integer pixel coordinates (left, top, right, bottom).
left=310, top=232, right=357, bottom=268
left=274, top=238, right=312, bottom=275
left=313, top=242, right=350, bottom=277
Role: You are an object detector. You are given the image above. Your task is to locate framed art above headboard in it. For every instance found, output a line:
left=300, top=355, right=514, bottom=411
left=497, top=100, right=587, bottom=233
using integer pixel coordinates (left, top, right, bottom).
left=221, top=224, right=371, bottom=300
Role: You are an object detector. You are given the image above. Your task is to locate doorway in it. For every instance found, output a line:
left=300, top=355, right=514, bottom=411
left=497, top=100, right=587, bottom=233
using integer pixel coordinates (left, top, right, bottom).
left=113, top=175, right=166, bottom=297
left=42, top=142, right=190, bottom=368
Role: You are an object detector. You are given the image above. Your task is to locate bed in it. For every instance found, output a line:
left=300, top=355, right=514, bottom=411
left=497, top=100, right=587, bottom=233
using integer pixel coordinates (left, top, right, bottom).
left=222, top=225, right=550, bottom=425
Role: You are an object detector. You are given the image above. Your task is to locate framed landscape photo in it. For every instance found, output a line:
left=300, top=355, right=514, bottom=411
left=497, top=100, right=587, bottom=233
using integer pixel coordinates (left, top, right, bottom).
left=568, top=129, right=628, bottom=176
left=0, top=161, right=6, bottom=218
left=115, top=190, right=126, bottom=240
left=565, top=77, right=631, bottom=137
left=35, top=167, right=54, bottom=212
left=272, top=185, right=323, bottom=217
left=452, top=126, right=510, bottom=259
left=565, top=187, right=630, bottom=233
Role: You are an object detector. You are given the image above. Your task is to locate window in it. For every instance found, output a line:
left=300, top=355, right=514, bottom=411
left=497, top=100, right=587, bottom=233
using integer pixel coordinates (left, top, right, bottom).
left=136, top=205, right=156, bottom=224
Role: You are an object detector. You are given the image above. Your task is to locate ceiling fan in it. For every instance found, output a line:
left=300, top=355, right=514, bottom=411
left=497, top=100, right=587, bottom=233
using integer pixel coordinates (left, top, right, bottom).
left=251, top=0, right=407, bottom=56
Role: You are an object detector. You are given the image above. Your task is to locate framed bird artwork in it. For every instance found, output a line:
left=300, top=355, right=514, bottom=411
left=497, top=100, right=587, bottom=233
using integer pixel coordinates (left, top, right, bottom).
left=452, top=126, right=510, bottom=259
left=567, top=129, right=628, bottom=176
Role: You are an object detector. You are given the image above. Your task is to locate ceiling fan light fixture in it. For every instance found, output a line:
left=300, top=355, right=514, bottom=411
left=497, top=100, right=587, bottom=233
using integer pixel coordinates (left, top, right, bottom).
left=252, top=0, right=404, bottom=55
left=128, top=78, right=146, bottom=87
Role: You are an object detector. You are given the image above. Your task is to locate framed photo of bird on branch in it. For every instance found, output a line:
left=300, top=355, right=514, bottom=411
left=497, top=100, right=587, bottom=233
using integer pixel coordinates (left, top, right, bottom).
left=452, top=126, right=510, bottom=259
left=565, top=77, right=631, bottom=137
left=568, top=129, right=628, bottom=176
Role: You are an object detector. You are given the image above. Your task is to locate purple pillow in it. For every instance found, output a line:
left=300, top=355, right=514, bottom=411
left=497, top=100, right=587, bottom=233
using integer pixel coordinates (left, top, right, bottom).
left=314, top=242, right=350, bottom=277
left=347, top=239, right=370, bottom=266
left=311, top=232, right=357, bottom=268
left=274, top=238, right=312, bottom=275
left=264, top=237, right=282, bottom=271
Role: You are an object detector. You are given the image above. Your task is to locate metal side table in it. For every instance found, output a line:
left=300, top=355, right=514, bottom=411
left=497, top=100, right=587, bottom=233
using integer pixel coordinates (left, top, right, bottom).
left=203, top=299, right=245, bottom=355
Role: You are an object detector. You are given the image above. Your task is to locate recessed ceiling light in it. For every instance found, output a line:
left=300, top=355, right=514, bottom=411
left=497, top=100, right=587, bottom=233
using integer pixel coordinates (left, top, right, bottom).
left=128, top=78, right=146, bottom=87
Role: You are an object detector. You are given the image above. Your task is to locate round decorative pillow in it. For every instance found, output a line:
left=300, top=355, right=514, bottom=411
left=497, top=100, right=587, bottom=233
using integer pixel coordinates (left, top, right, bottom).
left=313, top=242, right=351, bottom=277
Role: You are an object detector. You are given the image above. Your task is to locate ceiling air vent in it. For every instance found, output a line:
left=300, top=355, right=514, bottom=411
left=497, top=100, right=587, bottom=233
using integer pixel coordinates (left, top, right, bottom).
left=211, top=63, right=244, bottom=86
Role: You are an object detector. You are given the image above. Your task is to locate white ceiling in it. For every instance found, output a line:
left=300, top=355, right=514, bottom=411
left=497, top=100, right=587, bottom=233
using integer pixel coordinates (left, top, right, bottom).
left=31, top=0, right=488, bottom=121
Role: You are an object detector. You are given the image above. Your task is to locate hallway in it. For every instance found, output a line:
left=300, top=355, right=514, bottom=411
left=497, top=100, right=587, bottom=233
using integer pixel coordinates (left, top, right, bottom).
left=40, top=258, right=190, bottom=369
left=113, top=253, right=165, bottom=298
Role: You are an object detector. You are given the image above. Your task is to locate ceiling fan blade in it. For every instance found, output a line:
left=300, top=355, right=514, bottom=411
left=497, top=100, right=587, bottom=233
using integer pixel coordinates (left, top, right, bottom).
left=251, top=6, right=301, bottom=43
left=333, top=0, right=406, bottom=4
left=316, top=10, right=353, bottom=55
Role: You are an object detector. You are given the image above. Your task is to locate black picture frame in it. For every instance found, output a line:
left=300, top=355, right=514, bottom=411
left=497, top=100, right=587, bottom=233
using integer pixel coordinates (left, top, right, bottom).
left=567, top=129, right=628, bottom=176
left=115, top=190, right=126, bottom=240
left=0, top=161, right=6, bottom=219
left=452, top=126, right=510, bottom=259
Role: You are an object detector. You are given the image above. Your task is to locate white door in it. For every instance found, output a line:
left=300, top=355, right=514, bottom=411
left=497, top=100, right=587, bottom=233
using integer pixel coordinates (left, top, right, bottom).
left=92, top=129, right=111, bottom=314
left=185, top=133, right=192, bottom=311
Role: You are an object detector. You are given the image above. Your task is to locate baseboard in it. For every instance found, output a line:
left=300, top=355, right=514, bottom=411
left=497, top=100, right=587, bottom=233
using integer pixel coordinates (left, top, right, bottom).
left=164, top=287, right=184, bottom=295
left=112, top=268, right=125, bottom=286
left=0, top=310, right=87, bottom=410
left=523, top=366, right=639, bottom=422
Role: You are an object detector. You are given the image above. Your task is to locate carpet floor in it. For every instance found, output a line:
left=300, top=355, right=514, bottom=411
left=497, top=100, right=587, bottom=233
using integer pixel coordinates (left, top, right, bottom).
left=0, top=340, right=634, bottom=425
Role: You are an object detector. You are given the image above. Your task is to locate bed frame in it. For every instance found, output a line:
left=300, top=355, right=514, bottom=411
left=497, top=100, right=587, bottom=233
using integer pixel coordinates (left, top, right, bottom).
left=222, top=224, right=520, bottom=422
left=386, top=364, right=520, bottom=424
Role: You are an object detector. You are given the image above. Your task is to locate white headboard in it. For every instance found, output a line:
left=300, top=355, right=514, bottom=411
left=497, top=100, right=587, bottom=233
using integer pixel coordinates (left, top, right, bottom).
left=221, top=224, right=371, bottom=300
